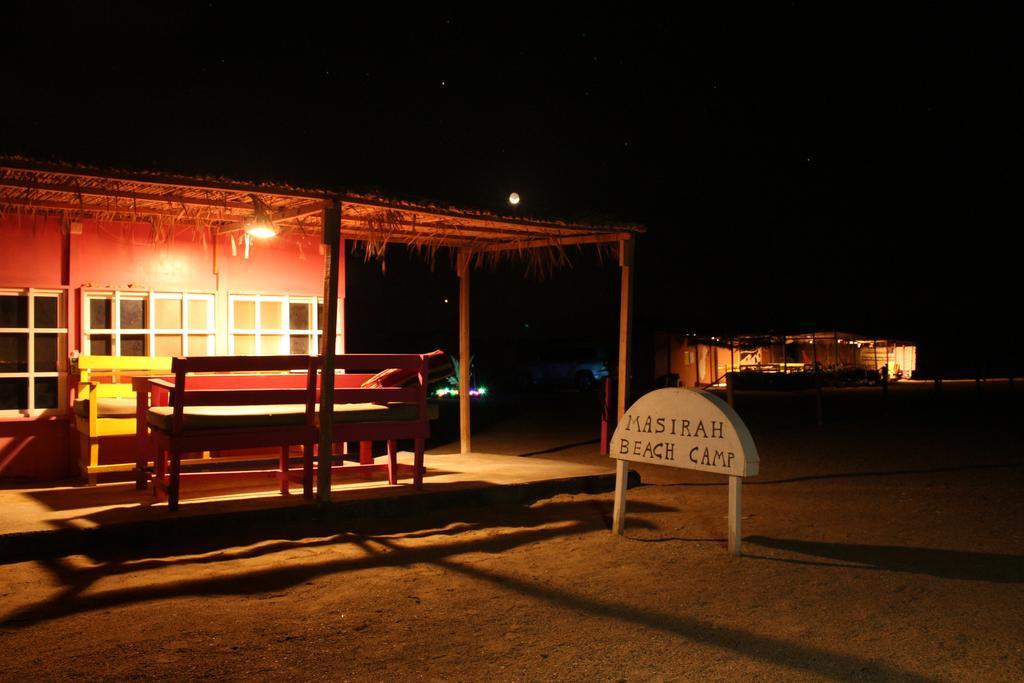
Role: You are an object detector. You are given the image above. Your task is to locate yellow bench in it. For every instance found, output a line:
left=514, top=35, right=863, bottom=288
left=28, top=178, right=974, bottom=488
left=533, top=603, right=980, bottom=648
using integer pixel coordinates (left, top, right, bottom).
left=74, top=355, right=173, bottom=484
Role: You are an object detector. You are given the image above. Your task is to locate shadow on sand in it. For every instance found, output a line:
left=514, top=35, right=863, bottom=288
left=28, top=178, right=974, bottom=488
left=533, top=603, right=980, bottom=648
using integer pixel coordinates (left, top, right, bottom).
left=745, top=536, right=1024, bottom=583
left=652, top=461, right=1023, bottom=488
left=0, top=498, right=941, bottom=681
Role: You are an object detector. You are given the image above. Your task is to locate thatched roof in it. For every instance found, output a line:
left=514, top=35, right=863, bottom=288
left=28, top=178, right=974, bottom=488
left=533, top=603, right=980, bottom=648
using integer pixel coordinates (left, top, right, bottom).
left=0, top=156, right=643, bottom=274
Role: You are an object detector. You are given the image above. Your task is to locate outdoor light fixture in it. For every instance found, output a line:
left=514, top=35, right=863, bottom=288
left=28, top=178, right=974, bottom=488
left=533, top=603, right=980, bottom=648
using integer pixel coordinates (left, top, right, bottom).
left=245, top=219, right=278, bottom=239
left=244, top=194, right=279, bottom=239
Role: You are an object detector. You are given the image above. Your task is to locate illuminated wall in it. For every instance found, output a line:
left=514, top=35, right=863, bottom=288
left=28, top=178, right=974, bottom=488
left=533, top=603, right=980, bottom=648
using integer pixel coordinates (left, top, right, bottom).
left=0, top=215, right=342, bottom=480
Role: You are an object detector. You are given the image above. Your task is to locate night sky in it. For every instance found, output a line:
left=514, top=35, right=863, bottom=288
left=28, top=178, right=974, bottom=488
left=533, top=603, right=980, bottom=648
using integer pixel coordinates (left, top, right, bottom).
left=2, top=4, right=1020, bottom=377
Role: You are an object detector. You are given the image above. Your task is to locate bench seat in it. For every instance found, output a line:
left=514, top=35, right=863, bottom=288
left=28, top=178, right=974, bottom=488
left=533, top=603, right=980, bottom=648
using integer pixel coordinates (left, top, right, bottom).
left=147, top=402, right=439, bottom=432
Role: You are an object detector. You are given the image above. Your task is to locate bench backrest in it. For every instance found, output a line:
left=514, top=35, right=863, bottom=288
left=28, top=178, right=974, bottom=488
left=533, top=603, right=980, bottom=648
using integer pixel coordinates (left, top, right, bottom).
left=77, top=355, right=174, bottom=399
left=79, top=355, right=173, bottom=377
left=161, top=354, right=430, bottom=434
left=167, top=356, right=318, bottom=434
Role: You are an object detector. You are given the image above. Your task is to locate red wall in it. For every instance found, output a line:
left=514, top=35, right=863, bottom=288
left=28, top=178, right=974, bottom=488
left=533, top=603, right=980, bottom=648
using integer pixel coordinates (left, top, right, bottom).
left=0, top=216, right=343, bottom=482
left=0, top=215, right=65, bottom=288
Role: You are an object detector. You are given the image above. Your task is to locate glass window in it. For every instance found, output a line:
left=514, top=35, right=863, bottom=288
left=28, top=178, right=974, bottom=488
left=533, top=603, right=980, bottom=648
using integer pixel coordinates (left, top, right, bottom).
left=290, top=335, right=309, bottom=355
left=233, top=334, right=256, bottom=355
left=187, top=299, right=208, bottom=329
left=34, top=297, right=58, bottom=328
left=187, top=335, right=209, bottom=357
left=233, top=300, right=256, bottom=328
left=0, top=378, right=27, bottom=410
left=154, top=298, right=182, bottom=329
left=0, top=290, right=66, bottom=415
left=260, top=301, right=283, bottom=329
left=0, top=333, right=28, bottom=373
left=83, top=291, right=214, bottom=358
left=119, top=298, right=146, bottom=329
left=90, top=297, right=112, bottom=330
left=154, top=334, right=182, bottom=357
left=0, top=294, right=28, bottom=327
left=90, top=335, right=112, bottom=356
left=34, top=334, right=58, bottom=372
left=260, top=334, right=284, bottom=354
left=34, top=378, right=59, bottom=410
left=121, top=335, right=147, bottom=356
left=290, top=302, right=311, bottom=330
left=230, top=294, right=336, bottom=356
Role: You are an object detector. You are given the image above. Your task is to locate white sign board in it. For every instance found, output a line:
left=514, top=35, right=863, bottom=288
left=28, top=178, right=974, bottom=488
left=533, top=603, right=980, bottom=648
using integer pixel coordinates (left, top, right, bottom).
left=611, top=388, right=758, bottom=477
left=609, top=388, right=759, bottom=555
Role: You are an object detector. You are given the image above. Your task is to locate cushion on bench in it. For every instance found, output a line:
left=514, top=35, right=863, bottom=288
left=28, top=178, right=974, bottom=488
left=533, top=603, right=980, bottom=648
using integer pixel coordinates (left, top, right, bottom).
left=360, top=349, right=454, bottom=389
left=147, top=402, right=439, bottom=432
left=74, top=397, right=138, bottom=419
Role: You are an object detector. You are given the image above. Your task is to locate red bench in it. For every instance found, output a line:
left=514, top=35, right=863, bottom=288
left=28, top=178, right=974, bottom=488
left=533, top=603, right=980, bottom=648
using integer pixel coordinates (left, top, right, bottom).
left=138, top=354, right=434, bottom=511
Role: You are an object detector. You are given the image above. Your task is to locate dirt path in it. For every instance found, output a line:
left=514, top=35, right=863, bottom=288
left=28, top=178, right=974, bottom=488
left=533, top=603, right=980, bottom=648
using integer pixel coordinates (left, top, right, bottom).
left=1, top=384, right=1021, bottom=681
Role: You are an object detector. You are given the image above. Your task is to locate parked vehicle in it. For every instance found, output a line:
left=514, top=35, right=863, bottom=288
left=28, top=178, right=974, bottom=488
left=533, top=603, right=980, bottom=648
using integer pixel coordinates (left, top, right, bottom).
left=517, top=347, right=610, bottom=391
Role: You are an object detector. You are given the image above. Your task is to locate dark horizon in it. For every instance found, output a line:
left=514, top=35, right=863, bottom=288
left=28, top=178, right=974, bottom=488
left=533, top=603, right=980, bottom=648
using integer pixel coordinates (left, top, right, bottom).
left=2, top=3, right=1019, bottom=378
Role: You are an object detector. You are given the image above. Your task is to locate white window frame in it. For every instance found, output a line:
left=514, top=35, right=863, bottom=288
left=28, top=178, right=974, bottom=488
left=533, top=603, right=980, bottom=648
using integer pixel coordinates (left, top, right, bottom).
left=82, top=290, right=216, bottom=357
left=229, top=293, right=340, bottom=356
left=0, top=288, right=68, bottom=417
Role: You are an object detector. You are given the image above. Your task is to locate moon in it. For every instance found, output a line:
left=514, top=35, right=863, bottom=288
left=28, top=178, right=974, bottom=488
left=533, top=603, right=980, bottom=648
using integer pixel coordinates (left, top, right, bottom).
left=508, top=192, right=520, bottom=205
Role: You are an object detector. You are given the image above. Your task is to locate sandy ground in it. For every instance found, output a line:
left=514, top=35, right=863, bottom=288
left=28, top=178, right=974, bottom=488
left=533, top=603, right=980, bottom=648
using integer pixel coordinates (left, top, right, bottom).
left=0, top=381, right=1021, bottom=681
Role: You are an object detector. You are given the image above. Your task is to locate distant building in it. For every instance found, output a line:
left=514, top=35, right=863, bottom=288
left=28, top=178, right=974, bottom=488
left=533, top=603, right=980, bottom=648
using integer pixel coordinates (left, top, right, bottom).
left=654, top=331, right=917, bottom=388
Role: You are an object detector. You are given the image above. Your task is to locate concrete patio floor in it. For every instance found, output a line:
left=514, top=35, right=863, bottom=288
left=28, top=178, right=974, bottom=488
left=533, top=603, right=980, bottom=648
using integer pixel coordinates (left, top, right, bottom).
left=0, top=449, right=619, bottom=559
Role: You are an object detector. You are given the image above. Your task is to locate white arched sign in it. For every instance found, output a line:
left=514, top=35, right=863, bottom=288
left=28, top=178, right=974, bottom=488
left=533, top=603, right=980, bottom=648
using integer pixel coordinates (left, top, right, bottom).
left=610, top=388, right=760, bottom=554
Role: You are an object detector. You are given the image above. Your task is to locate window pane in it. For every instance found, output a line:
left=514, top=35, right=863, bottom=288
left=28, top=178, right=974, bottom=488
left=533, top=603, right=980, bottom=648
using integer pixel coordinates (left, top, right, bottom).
left=154, top=334, right=182, bottom=357
left=0, top=295, right=28, bottom=328
left=289, top=302, right=311, bottom=330
left=89, top=298, right=112, bottom=329
left=289, top=335, right=310, bottom=355
left=34, top=297, right=59, bottom=328
left=0, top=378, right=28, bottom=410
left=121, top=334, right=146, bottom=356
left=187, top=299, right=209, bottom=329
left=0, top=333, right=28, bottom=372
left=187, top=335, right=209, bottom=356
left=34, top=378, right=59, bottom=409
left=233, top=335, right=255, bottom=355
left=120, top=299, right=146, bottom=329
left=34, top=333, right=58, bottom=371
left=233, top=300, right=255, bottom=329
left=260, top=301, right=282, bottom=329
left=89, top=334, right=112, bottom=356
left=154, top=298, right=182, bottom=329
left=260, top=335, right=283, bottom=355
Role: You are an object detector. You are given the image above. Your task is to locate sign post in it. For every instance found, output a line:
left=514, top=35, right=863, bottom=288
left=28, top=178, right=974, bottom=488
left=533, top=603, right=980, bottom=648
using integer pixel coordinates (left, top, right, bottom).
left=609, top=387, right=759, bottom=555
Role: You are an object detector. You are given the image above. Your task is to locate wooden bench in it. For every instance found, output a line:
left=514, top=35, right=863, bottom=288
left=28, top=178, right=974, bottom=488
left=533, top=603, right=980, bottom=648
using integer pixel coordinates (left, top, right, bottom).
left=139, top=354, right=434, bottom=511
left=74, top=354, right=173, bottom=484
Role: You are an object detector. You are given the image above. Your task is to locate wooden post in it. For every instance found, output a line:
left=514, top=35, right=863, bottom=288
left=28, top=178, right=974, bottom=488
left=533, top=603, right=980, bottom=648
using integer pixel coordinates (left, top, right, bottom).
left=813, top=330, right=822, bottom=426
left=612, top=458, right=629, bottom=535
left=458, top=249, right=471, bottom=455
left=617, top=237, right=634, bottom=421
left=600, top=376, right=611, bottom=455
left=726, top=371, right=735, bottom=408
left=317, top=201, right=341, bottom=503
left=728, top=476, right=742, bottom=555
left=612, top=236, right=635, bottom=535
